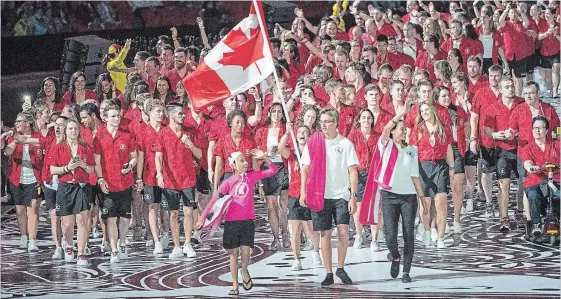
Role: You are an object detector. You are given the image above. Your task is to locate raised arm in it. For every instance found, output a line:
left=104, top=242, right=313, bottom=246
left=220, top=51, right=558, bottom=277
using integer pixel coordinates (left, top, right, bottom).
left=278, top=122, right=293, bottom=159
left=294, top=7, right=319, bottom=35
left=196, top=17, right=212, bottom=50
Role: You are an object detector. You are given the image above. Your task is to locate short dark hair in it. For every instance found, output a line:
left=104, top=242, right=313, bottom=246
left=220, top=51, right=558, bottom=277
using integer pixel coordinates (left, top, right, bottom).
left=532, top=116, right=549, bottom=130
left=135, top=51, right=150, bottom=60
left=227, top=110, right=248, bottom=127
left=146, top=56, right=161, bottom=68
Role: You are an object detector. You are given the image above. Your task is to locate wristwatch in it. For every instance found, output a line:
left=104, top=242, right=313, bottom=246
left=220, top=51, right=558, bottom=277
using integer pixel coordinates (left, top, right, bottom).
left=351, top=192, right=358, bottom=197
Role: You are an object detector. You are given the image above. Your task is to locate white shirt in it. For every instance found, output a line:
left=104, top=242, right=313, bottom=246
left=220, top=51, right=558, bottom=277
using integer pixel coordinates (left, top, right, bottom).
left=301, top=134, right=359, bottom=200
left=266, top=135, right=282, bottom=163
left=379, top=139, right=419, bottom=195
left=479, top=33, right=494, bottom=59
left=20, top=145, right=37, bottom=184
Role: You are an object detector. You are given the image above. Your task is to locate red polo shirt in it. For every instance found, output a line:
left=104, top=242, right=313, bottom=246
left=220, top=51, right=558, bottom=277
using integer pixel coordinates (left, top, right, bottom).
left=62, top=89, right=99, bottom=104
left=415, top=50, right=448, bottom=82
left=402, top=38, right=424, bottom=60
left=213, top=135, right=256, bottom=174
left=483, top=96, right=524, bottom=150
left=509, top=101, right=561, bottom=149
left=468, top=76, right=489, bottom=95
left=286, top=61, right=304, bottom=89
left=312, top=82, right=329, bottom=105
left=355, top=85, right=367, bottom=109
left=7, top=132, right=46, bottom=187
left=362, top=33, right=377, bottom=46
left=378, top=22, right=399, bottom=37
left=93, top=126, right=136, bottom=192
left=472, top=86, right=501, bottom=148
left=520, top=139, right=560, bottom=188
left=499, top=20, right=529, bottom=61
left=409, top=123, right=453, bottom=162
left=539, top=21, right=561, bottom=56
left=347, top=128, right=379, bottom=171
left=159, top=63, right=174, bottom=76
left=137, top=124, right=163, bottom=186
left=305, top=55, right=323, bottom=74
left=475, top=26, right=503, bottom=64
left=441, top=36, right=484, bottom=68
left=325, top=103, right=360, bottom=137
left=184, top=110, right=212, bottom=173
left=47, top=143, right=94, bottom=184
left=287, top=151, right=303, bottom=199
left=153, top=126, right=197, bottom=190
left=166, top=68, right=186, bottom=93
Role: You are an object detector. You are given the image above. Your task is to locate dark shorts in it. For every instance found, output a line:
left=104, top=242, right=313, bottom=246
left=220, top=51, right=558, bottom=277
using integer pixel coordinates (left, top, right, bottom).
left=517, top=157, right=526, bottom=183
left=196, top=169, right=211, bottom=195
left=464, top=148, right=479, bottom=167
left=223, top=219, right=255, bottom=249
left=311, top=198, right=350, bottom=231
left=480, top=146, right=496, bottom=174
left=162, top=187, right=195, bottom=210
left=9, top=181, right=39, bottom=207
left=419, top=160, right=450, bottom=197
left=261, top=162, right=289, bottom=196
left=482, top=58, right=493, bottom=75
left=43, top=186, right=57, bottom=211
left=288, top=196, right=311, bottom=221
left=541, top=51, right=560, bottom=69
left=451, top=142, right=465, bottom=174
left=495, top=147, right=519, bottom=180
left=356, top=170, right=368, bottom=202
left=143, top=185, right=162, bottom=205
left=507, top=56, right=526, bottom=77
left=91, top=185, right=102, bottom=206
left=525, top=50, right=539, bottom=74
left=56, top=183, right=92, bottom=217
left=101, top=188, right=132, bottom=219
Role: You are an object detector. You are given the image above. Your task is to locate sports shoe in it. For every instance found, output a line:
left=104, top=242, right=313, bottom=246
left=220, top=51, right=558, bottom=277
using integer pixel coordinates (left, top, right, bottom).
left=416, top=224, right=425, bottom=241
left=291, top=259, right=303, bottom=271
left=370, top=240, right=380, bottom=252
left=321, top=273, right=334, bottom=286
left=331, top=229, right=338, bottom=238
left=335, top=268, right=353, bottom=284
left=461, top=206, right=466, bottom=215
left=402, top=273, right=412, bottom=283
left=28, top=239, right=39, bottom=252
left=118, top=245, right=128, bottom=259
left=52, top=247, right=63, bottom=260
left=161, top=233, right=170, bottom=249
left=65, top=246, right=74, bottom=262
left=466, top=199, right=474, bottom=212
left=282, top=230, right=291, bottom=248
left=83, top=246, right=91, bottom=256
left=531, top=223, right=542, bottom=237
left=476, top=191, right=486, bottom=202
left=169, top=247, right=184, bottom=259
left=389, top=255, right=400, bottom=278
left=76, top=255, right=90, bottom=267
left=422, top=231, right=431, bottom=247
left=378, top=229, right=385, bottom=242
left=301, top=239, right=313, bottom=251
left=445, top=223, right=450, bottom=234
left=110, top=251, right=120, bottom=263
left=153, top=242, right=164, bottom=254
left=268, top=240, right=280, bottom=251
left=430, top=228, right=438, bottom=242
left=312, top=251, right=322, bottom=265
left=499, top=218, right=510, bottom=232
left=101, top=242, right=111, bottom=255
left=191, top=231, right=202, bottom=245
left=414, top=217, right=420, bottom=226
left=453, top=221, right=462, bottom=234
left=145, top=239, right=155, bottom=247
left=437, top=238, right=446, bottom=249
left=514, top=210, right=526, bottom=229
left=92, top=227, right=101, bottom=239
left=353, top=233, right=363, bottom=249
left=183, top=243, right=196, bottom=258
left=132, top=227, right=142, bottom=241
left=19, top=235, right=28, bottom=249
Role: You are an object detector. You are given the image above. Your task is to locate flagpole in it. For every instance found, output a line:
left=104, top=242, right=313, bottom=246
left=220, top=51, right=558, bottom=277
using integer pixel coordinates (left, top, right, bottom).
left=252, top=0, right=302, bottom=166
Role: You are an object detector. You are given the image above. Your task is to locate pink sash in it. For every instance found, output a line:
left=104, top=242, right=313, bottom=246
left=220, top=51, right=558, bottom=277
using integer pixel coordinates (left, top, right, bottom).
left=359, top=139, right=399, bottom=225
left=200, top=192, right=234, bottom=240
left=305, top=132, right=326, bottom=212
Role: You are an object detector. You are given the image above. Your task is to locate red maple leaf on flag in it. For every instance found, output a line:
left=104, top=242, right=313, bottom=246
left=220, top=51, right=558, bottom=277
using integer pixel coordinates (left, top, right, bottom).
left=218, top=26, right=265, bottom=71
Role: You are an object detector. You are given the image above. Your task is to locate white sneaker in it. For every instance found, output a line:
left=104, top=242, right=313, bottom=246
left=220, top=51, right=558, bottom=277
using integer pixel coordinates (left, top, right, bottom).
left=145, top=239, right=155, bottom=247
left=92, top=227, right=101, bottom=239
left=161, top=233, right=170, bottom=249
left=453, top=221, right=462, bottom=234
left=437, top=238, right=446, bottom=249
left=291, top=259, right=303, bottom=271
left=52, top=247, right=63, bottom=260
left=191, top=231, right=202, bottom=244
left=466, top=199, right=474, bottom=212
left=169, top=247, right=184, bottom=259
left=414, top=217, right=420, bottom=226
left=28, top=239, right=39, bottom=252
left=422, top=231, right=431, bottom=247
left=76, top=256, right=90, bottom=267
left=445, top=223, right=450, bottom=234
left=110, top=251, right=120, bottom=263
left=301, top=239, right=313, bottom=251
left=370, top=240, right=380, bottom=252
left=312, top=252, right=322, bottom=265
left=101, top=242, right=111, bottom=255
left=64, top=246, right=74, bottom=262
left=118, top=245, right=128, bottom=259
left=331, top=229, right=338, bottom=238
left=461, top=206, right=466, bottom=215
left=83, top=246, right=92, bottom=256
left=378, top=230, right=385, bottom=242
left=416, top=224, right=425, bottom=241
left=430, top=228, right=438, bottom=242
left=19, top=235, right=28, bottom=249
left=183, top=243, right=196, bottom=258
left=353, top=233, right=363, bottom=249
left=153, top=242, right=164, bottom=254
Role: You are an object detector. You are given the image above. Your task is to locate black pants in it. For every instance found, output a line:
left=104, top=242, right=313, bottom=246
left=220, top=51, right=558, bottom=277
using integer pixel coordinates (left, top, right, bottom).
left=381, top=191, right=417, bottom=274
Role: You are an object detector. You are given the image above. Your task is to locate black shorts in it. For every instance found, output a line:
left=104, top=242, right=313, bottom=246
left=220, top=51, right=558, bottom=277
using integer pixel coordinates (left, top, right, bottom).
left=162, top=187, right=195, bottom=210
left=507, top=56, right=526, bottom=77
left=464, top=149, right=479, bottom=166
left=56, top=183, right=92, bottom=217
left=480, top=146, right=496, bottom=174
left=419, top=160, right=450, bottom=197
left=223, top=219, right=255, bottom=249
left=356, top=170, right=368, bottom=202
left=43, top=186, right=57, bottom=211
left=9, top=181, right=39, bottom=207
left=311, top=198, right=350, bottom=231
left=288, top=196, right=311, bottom=221
left=196, top=169, right=211, bottom=195
left=451, top=142, right=465, bottom=174
left=101, top=188, right=132, bottom=219
left=541, top=51, right=560, bottom=69
left=495, top=147, right=518, bottom=180
left=143, top=185, right=162, bottom=205
left=91, top=185, right=102, bottom=206
left=261, top=162, right=289, bottom=196
left=525, top=50, right=539, bottom=74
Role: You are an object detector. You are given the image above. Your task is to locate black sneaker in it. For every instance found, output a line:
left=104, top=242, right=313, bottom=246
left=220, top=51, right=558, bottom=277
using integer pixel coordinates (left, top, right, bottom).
left=499, top=218, right=510, bottom=233
left=402, top=273, right=412, bottom=283
left=321, top=273, right=334, bottom=286
left=390, top=257, right=401, bottom=278
left=335, top=268, right=353, bottom=284
left=532, top=223, right=542, bottom=237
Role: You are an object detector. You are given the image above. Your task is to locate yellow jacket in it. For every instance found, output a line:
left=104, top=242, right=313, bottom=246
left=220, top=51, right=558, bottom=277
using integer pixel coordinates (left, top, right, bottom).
left=107, top=42, right=130, bottom=93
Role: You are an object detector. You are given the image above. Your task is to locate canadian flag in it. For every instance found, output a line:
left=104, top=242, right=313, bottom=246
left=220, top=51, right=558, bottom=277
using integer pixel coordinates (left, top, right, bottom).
left=183, top=1, right=273, bottom=111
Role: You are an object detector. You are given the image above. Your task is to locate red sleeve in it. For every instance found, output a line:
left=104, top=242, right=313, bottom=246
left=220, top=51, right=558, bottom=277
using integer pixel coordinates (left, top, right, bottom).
left=93, top=136, right=102, bottom=155
left=549, top=106, right=561, bottom=131
left=49, top=145, right=62, bottom=167
left=405, top=108, right=417, bottom=128
left=444, top=126, right=453, bottom=146
left=62, top=91, right=72, bottom=103
left=519, top=145, right=531, bottom=162
left=127, top=133, right=137, bottom=153
left=441, top=39, right=452, bottom=53
left=409, top=126, right=419, bottom=146
left=84, top=146, right=95, bottom=166
left=508, top=107, right=520, bottom=131
left=213, top=140, right=224, bottom=157
left=153, top=131, right=163, bottom=153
